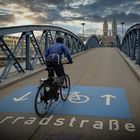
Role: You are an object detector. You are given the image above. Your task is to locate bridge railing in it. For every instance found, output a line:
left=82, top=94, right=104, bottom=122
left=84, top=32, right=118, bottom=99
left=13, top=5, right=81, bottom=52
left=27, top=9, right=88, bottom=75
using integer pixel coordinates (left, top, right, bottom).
left=84, top=34, right=100, bottom=48
left=0, top=25, right=87, bottom=80
left=120, top=23, right=140, bottom=66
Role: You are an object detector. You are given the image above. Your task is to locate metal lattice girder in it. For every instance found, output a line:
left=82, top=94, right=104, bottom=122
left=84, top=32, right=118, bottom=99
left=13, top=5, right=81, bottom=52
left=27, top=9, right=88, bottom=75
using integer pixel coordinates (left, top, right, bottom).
left=30, top=31, right=46, bottom=67
left=0, top=25, right=84, bottom=49
left=115, top=35, right=121, bottom=48
left=128, top=34, right=132, bottom=57
left=121, top=23, right=140, bottom=65
left=0, top=35, right=25, bottom=79
left=0, top=25, right=90, bottom=80
left=39, top=30, right=49, bottom=54
left=48, top=30, right=54, bottom=44
left=84, top=34, right=100, bottom=48
left=131, top=30, right=136, bottom=60
left=137, top=29, right=140, bottom=65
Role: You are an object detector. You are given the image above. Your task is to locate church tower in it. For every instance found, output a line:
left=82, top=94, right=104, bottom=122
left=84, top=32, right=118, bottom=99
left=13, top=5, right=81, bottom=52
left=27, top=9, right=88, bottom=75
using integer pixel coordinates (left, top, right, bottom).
left=112, top=19, right=117, bottom=36
left=103, top=19, right=108, bottom=36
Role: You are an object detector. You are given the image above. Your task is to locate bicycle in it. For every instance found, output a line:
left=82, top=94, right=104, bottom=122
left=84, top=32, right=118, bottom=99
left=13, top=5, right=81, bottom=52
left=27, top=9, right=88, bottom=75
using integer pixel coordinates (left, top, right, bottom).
left=34, top=62, right=70, bottom=117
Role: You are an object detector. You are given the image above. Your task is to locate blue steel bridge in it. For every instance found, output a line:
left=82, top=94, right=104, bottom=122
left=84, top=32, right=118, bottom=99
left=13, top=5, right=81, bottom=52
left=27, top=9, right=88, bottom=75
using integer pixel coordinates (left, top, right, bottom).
left=0, top=25, right=100, bottom=80
left=0, top=24, right=140, bottom=140
left=0, top=24, right=139, bottom=81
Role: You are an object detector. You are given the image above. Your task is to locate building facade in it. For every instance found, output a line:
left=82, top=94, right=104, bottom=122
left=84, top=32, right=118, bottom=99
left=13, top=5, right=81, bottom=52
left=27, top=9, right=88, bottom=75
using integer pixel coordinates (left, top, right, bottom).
left=0, top=35, right=19, bottom=56
left=0, top=35, right=35, bottom=56
left=101, top=19, right=117, bottom=47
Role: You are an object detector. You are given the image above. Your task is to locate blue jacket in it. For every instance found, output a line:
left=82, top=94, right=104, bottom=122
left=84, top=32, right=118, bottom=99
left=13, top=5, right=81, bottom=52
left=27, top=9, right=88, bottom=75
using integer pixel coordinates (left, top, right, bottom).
left=45, top=43, right=73, bottom=63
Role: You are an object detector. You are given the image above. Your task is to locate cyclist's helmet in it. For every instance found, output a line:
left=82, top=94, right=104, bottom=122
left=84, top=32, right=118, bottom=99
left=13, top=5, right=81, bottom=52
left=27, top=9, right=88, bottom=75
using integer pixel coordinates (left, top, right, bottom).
left=56, top=35, right=64, bottom=43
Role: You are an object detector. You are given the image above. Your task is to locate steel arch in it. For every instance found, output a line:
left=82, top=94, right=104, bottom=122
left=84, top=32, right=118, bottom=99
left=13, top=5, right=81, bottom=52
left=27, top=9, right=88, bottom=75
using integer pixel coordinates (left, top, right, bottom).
left=0, top=25, right=86, bottom=80
left=84, top=34, right=100, bottom=49
left=115, top=35, right=121, bottom=48
left=120, top=23, right=140, bottom=65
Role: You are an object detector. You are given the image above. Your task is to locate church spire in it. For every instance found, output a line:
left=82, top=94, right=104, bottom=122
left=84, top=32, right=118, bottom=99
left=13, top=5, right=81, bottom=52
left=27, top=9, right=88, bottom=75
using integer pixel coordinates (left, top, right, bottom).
left=112, top=19, right=117, bottom=36
left=103, top=19, right=108, bottom=36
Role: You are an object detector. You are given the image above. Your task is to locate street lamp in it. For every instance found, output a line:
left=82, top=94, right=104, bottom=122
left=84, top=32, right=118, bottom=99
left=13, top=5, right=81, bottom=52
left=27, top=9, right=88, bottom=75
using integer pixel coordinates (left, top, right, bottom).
left=81, top=23, right=86, bottom=37
left=121, top=22, right=125, bottom=40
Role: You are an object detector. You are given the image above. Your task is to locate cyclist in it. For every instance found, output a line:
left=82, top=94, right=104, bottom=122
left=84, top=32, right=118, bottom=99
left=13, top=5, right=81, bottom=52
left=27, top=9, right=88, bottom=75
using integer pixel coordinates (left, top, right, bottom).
left=45, top=35, right=73, bottom=100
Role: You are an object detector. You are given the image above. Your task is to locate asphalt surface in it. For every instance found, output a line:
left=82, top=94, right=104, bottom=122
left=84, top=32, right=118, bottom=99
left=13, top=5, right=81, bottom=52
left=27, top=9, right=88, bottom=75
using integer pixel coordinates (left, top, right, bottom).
left=0, top=48, right=140, bottom=140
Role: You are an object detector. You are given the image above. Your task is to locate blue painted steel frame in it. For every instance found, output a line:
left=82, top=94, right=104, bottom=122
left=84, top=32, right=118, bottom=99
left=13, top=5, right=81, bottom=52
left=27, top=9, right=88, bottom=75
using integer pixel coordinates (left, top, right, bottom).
left=120, top=23, right=140, bottom=66
left=25, top=33, right=32, bottom=70
left=0, top=25, right=100, bottom=80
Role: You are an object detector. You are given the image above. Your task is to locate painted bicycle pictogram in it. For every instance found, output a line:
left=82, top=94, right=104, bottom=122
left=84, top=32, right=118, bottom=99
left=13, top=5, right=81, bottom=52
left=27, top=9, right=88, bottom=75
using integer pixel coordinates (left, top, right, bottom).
left=68, top=92, right=90, bottom=103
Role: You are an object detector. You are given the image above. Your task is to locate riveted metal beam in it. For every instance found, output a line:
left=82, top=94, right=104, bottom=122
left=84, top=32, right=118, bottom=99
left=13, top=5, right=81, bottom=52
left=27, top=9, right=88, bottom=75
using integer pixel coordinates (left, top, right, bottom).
left=120, top=23, right=140, bottom=66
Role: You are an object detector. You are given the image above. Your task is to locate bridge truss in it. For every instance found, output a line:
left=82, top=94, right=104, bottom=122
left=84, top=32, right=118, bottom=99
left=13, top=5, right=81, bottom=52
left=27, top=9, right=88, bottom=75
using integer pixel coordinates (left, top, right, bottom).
left=120, top=24, right=140, bottom=66
left=0, top=25, right=99, bottom=80
left=84, top=34, right=100, bottom=48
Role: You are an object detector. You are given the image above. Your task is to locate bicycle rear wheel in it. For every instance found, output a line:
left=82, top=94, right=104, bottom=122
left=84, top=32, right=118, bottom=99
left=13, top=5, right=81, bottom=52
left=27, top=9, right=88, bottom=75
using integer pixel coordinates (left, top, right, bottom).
left=60, top=74, right=70, bottom=101
left=34, top=84, right=52, bottom=117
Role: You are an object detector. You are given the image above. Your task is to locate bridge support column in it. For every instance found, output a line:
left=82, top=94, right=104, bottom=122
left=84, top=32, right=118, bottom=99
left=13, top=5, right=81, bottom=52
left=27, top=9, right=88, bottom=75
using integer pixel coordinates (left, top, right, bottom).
left=131, top=31, right=136, bottom=60
left=137, top=30, right=140, bottom=65
left=45, top=32, right=49, bottom=55
left=26, top=33, right=32, bottom=70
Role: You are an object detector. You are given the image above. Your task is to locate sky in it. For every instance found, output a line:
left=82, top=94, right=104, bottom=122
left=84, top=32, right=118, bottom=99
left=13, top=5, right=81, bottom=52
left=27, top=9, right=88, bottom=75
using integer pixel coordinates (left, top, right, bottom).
left=0, top=0, right=140, bottom=37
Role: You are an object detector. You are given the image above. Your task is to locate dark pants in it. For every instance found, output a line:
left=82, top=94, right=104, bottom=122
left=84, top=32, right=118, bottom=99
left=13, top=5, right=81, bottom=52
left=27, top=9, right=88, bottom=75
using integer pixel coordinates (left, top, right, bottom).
left=46, top=61, right=65, bottom=83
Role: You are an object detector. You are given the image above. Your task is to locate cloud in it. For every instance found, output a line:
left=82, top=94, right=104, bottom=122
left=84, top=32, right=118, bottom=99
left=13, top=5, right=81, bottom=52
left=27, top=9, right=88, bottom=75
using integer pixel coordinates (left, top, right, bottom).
left=1, top=0, right=139, bottom=24
left=0, top=14, right=15, bottom=22
left=0, top=0, right=140, bottom=35
left=0, top=15, right=15, bottom=27
left=0, top=7, right=16, bottom=26
left=106, top=12, right=140, bottom=24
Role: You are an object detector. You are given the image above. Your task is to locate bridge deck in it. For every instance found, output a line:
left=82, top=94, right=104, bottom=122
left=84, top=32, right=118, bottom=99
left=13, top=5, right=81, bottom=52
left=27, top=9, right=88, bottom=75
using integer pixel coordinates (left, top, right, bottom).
left=0, top=48, right=140, bottom=140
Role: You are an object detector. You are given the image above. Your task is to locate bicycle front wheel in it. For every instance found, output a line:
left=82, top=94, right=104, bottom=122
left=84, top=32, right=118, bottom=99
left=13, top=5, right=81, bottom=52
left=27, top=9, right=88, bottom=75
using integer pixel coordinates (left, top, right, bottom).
left=60, top=74, right=70, bottom=101
left=34, top=84, right=52, bottom=117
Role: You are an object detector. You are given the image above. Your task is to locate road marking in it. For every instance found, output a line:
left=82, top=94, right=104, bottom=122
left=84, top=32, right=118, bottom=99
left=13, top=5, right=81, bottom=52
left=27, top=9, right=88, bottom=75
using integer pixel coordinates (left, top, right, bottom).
left=101, top=94, right=116, bottom=106
left=13, top=92, right=32, bottom=102
left=68, top=91, right=90, bottom=104
left=0, top=85, right=132, bottom=118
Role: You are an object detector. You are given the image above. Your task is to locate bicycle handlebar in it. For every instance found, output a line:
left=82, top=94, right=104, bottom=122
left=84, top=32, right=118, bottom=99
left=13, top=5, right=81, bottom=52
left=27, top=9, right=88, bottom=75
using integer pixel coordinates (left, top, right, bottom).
left=62, top=62, right=73, bottom=65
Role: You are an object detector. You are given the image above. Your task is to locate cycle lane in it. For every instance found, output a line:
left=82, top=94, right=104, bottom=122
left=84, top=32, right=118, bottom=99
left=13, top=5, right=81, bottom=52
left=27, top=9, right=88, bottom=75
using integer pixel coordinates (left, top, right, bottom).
left=0, top=85, right=132, bottom=118
left=0, top=48, right=140, bottom=140
left=0, top=84, right=138, bottom=140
